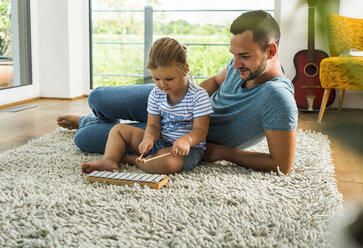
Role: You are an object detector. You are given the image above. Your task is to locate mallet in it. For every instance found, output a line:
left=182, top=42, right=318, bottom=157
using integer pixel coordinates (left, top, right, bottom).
left=136, top=152, right=172, bottom=164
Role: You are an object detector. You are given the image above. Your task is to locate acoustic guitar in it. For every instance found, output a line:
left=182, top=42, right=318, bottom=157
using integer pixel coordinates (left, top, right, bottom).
left=292, top=0, right=335, bottom=111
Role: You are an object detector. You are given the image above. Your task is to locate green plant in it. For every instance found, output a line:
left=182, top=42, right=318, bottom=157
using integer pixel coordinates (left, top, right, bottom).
left=91, top=33, right=231, bottom=88
left=300, top=0, right=340, bottom=38
left=0, top=0, right=12, bottom=57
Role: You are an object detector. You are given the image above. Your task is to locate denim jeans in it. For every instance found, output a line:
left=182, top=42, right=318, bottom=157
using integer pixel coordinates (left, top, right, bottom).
left=74, top=84, right=155, bottom=153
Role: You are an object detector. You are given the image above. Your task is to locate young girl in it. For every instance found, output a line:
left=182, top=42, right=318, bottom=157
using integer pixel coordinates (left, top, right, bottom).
left=82, top=37, right=213, bottom=174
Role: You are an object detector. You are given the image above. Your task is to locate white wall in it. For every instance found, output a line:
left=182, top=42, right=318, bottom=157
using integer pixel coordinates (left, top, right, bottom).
left=35, top=0, right=90, bottom=98
left=340, top=0, right=363, bottom=18
left=37, top=0, right=70, bottom=98
left=67, top=0, right=90, bottom=98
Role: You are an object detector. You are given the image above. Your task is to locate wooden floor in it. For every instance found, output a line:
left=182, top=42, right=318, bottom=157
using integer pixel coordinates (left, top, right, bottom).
left=1, top=97, right=362, bottom=206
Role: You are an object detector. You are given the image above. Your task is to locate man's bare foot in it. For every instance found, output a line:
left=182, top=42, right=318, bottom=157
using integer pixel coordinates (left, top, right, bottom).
left=57, top=115, right=82, bottom=130
left=82, top=158, right=118, bottom=174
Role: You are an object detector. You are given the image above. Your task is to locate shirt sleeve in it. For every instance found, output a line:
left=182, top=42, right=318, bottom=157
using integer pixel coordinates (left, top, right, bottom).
left=261, top=86, right=298, bottom=131
left=193, top=88, right=214, bottom=118
left=147, top=88, right=161, bottom=116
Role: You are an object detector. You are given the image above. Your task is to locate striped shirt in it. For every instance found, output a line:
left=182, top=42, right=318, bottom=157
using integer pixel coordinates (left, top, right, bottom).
left=147, top=80, right=213, bottom=148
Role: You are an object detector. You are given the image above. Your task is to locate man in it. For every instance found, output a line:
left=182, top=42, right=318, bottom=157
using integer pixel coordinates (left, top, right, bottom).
left=58, top=10, right=298, bottom=174
left=200, top=10, right=298, bottom=174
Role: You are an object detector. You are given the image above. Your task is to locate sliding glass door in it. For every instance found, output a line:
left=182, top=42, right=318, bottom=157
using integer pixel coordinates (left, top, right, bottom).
left=89, top=0, right=276, bottom=89
left=0, top=0, right=32, bottom=90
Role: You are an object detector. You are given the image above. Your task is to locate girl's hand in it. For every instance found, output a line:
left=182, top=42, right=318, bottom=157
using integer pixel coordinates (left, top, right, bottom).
left=171, top=137, right=191, bottom=157
left=139, top=138, right=154, bottom=155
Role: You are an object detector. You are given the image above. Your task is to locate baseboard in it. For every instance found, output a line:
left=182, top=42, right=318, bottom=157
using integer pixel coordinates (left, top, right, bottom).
left=0, top=95, right=89, bottom=110
left=331, top=90, right=363, bottom=109
left=0, top=97, right=41, bottom=110
left=40, top=94, right=89, bottom=101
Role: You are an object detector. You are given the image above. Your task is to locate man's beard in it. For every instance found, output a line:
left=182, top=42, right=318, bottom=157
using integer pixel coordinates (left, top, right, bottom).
left=241, top=55, right=267, bottom=82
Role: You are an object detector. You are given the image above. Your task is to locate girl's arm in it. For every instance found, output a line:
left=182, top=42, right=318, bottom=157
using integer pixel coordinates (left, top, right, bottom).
left=172, top=115, right=210, bottom=156
left=184, top=115, right=210, bottom=146
left=139, top=113, right=161, bottom=155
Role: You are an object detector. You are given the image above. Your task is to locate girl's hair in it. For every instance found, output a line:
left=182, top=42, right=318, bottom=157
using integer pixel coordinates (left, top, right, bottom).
left=146, top=37, right=188, bottom=75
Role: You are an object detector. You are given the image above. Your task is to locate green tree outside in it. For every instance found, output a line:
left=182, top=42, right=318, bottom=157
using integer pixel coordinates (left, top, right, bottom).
left=91, top=1, right=233, bottom=88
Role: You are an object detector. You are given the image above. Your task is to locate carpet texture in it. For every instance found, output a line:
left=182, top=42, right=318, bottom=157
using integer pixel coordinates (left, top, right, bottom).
left=0, top=128, right=343, bottom=247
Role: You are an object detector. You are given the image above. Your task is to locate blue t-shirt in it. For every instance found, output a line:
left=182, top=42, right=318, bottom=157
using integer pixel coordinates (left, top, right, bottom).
left=207, top=60, right=298, bottom=148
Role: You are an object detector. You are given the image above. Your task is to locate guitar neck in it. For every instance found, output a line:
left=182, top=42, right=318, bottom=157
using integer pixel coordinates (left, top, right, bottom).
left=307, top=5, right=315, bottom=61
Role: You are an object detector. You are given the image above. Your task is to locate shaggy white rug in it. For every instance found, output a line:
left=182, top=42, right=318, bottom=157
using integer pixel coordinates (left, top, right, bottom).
left=0, top=128, right=343, bottom=247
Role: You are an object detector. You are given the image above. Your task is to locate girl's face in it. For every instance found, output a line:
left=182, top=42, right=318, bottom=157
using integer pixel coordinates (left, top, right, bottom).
left=150, top=65, right=188, bottom=97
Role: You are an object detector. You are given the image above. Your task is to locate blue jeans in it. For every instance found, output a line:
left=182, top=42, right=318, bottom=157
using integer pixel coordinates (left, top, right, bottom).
left=75, top=84, right=155, bottom=153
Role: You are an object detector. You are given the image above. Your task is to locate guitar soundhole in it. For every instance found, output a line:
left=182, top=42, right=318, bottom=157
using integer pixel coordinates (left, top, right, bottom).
left=304, top=63, right=318, bottom=77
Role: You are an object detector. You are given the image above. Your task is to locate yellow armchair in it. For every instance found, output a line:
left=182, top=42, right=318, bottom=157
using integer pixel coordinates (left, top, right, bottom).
left=318, top=14, right=363, bottom=122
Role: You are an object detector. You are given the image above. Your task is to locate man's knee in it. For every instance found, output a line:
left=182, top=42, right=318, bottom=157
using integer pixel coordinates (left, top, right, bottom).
left=74, top=129, right=106, bottom=153
left=88, top=86, right=106, bottom=112
left=74, top=131, right=90, bottom=152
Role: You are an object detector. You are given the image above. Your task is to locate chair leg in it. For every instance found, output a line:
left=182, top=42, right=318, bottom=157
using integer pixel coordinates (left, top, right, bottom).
left=338, top=88, right=345, bottom=112
left=318, top=88, right=332, bottom=122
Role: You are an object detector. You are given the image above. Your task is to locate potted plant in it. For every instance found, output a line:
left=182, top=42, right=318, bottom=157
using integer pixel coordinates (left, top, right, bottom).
left=0, top=0, right=13, bottom=87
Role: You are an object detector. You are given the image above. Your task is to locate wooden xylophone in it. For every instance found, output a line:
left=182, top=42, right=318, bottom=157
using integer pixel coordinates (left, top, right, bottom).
left=86, top=170, right=168, bottom=189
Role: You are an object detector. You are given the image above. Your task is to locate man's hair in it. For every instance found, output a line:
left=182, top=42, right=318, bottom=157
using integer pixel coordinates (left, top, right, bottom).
left=146, top=37, right=188, bottom=74
left=230, top=10, right=280, bottom=50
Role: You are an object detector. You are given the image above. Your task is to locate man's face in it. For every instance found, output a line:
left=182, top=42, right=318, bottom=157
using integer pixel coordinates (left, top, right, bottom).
left=229, top=31, right=268, bottom=82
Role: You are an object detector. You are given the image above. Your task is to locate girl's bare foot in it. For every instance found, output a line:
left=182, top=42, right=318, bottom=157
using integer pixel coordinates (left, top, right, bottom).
left=57, top=115, right=82, bottom=130
left=82, top=158, right=118, bottom=174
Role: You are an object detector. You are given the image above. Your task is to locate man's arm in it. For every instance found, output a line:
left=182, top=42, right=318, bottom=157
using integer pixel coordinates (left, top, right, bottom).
left=199, top=67, right=227, bottom=96
left=203, top=129, right=297, bottom=174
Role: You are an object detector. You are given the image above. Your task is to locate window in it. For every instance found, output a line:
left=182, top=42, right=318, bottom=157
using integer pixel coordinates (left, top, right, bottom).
left=0, top=0, right=32, bottom=90
left=89, top=0, right=276, bottom=89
